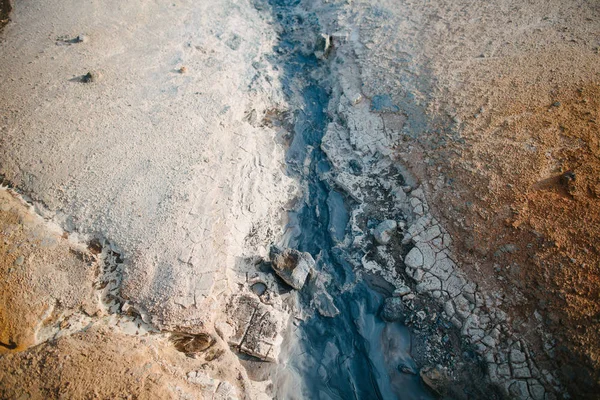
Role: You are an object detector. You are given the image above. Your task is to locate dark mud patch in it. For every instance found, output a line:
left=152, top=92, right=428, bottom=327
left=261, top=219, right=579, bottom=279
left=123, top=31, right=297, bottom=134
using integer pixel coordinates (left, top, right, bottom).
left=0, top=0, right=11, bottom=32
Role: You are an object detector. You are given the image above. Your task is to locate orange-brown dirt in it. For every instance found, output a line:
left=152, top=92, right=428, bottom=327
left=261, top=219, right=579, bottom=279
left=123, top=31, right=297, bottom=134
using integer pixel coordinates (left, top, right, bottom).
left=0, top=189, right=98, bottom=354
left=0, top=326, right=204, bottom=399
left=406, top=50, right=600, bottom=395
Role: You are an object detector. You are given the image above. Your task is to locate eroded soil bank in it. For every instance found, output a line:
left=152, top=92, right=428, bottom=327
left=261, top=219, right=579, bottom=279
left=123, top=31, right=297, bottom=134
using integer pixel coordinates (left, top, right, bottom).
left=1, top=0, right=599, bottom=399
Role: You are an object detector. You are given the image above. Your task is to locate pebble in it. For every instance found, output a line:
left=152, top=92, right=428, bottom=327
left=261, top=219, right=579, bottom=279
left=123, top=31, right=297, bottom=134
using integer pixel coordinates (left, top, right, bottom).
left=83, top=71, right=102, bottom=83
left=393, top=285, right=411, bottom=297
left=14, top=255, right=24, bottom=266
left=381, top=297, right=406, bottom=322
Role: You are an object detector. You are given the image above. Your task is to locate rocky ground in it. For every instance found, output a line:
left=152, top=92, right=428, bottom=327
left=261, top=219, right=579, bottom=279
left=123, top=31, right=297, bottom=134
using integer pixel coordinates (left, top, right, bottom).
left=1, top=0, right=599, bottom=399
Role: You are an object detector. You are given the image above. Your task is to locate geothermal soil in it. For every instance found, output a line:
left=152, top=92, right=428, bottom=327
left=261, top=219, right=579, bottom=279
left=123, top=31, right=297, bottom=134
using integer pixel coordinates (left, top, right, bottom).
left=1, top=0, right=599, bottom=399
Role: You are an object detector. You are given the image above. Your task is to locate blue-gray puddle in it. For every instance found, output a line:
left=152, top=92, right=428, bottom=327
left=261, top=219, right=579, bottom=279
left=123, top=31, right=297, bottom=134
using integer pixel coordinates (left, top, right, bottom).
left=265, top=1, right=435, bottom=398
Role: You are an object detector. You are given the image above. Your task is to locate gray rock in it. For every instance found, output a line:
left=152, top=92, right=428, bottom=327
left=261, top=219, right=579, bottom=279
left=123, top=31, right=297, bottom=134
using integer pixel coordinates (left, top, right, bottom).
left=453, top=295, right=472, bottom=319
left=270, top=247, right=313, bottom=290
left=416, top=242, right=436, bottom=270
left=381, top=297, right=406, bottom=322
left=373, top=220, right=397, bottom=244
left=420, top=366, right=448, bottom=396
left=307, top=272, right=340, bottom=318
left=443, top=300, right=455, bottom=318
left=415, top=274, right=441, bottom=293
left=75, top=34, right=89, bottom=43
left=513, top=366, right=532, bottom=379
left=528, top=380, right=546, bottom=400
left=214, top=381, right=238, bottom=400
left=498, top=363, right=511, bottom=377
left=481, top=335, right=496, bottom=347
left=82, top=71, right=102, bottom=83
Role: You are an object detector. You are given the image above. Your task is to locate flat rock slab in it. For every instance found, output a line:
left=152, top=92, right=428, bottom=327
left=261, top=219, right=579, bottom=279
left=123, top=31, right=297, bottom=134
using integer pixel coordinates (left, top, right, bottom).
left=226, top=294, right=285, bottom=362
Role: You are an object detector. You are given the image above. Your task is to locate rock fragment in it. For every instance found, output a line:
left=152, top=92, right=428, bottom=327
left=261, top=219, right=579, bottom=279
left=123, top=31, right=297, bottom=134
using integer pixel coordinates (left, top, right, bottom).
left=270, top=247, right=313, bottom=290
left=373, top=219, right=397, bottom=244
left=381, top=297, right=406, bottom=322
left=82, top=71, right=102, bottom=83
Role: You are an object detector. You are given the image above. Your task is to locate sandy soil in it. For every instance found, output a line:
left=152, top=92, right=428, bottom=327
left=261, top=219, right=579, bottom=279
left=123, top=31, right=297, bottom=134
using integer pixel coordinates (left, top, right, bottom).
left=0, top=189, right=98, bottom=354
left=0, top=324, right=243, bottom=400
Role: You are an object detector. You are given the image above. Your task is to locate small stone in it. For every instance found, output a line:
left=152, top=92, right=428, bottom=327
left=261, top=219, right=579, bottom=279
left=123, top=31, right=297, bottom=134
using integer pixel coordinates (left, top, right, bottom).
left=508, top=380, right=529, bottom=398
left=214, top=381, right=238, bottom=400
left=393, top=285, right=411, bottom=297
left=398, top=362, right=417, bottom=375
left=560, top=170, right=576, bottom=184
left=481, top=335, right=496, bottom=347
left=498, top=363, right=511, bottom=377
left=381, top=297, right=406, bottom=322
left=373, top=220, right=397, bottom=245
left=420, top=366, right=448, bottom=395
left=75, top=34, right=89, bottom=43
left=82, top=71, right=102, bottom=83
left=404, top=247, right=424, bottom=270
left=415, top=274, right=441, bottom=293
left=528, top=380, right=546, bottom=400
left=513, top=366, right=532, bottom=379
left=444, top=300, right=455, bottom=318
left=14, top=255, right=24, bottom=266
left=179, top=66, right=188, bottom=74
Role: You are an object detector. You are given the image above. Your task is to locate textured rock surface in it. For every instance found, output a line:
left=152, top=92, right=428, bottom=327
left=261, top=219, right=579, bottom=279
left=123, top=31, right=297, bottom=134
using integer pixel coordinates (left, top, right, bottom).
left=224, top=294, right=287, bottom=362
